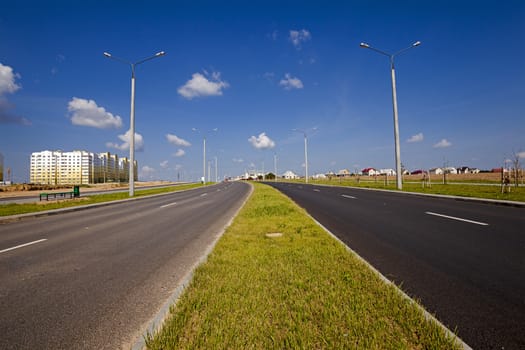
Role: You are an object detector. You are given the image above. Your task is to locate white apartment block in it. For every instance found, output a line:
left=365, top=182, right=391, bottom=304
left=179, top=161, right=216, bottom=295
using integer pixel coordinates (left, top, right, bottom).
left=30, top=150, right=137, bottom=185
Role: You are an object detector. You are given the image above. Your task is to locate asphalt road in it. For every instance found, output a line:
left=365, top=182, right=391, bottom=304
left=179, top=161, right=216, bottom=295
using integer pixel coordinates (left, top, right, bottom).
left=0, top=182, right=250, bottom=350
left=267, top=182, right=525, bottom=350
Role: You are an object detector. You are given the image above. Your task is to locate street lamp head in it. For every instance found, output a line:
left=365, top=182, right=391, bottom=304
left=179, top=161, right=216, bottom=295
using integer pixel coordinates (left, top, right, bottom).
left=359, top=42, right=370, bottom=48
left=413, top=41, right=421, bottom=47
left=103, top=52, right=112, bottom=58
left=156, top=51, right=166, bottom=57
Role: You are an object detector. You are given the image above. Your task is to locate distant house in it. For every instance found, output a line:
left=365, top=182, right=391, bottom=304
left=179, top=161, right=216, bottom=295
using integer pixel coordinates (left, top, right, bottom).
left=312, top=173, right=327, bottom=179
left=443, top=167, right=458, bottom=174
left=379, top=168, right=396, bottom=176
left=282, top=170, right=299, bottom=179
left=362, top=168, right=379, bottom=176
left=458, top=166, right=480, bottom=174
left=411, top=170, right=424, bottom=175
left=429, top=168, right=443, bottom=175
left=337, top=169, right=351, bottom=177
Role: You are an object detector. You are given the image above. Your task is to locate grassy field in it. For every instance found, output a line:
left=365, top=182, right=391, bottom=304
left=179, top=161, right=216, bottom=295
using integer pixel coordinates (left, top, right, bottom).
left=0, top=183, right=204, bottom=217
left=145, top=183, right=462, bottom=349
left=305, top=175, right=525, bottom=203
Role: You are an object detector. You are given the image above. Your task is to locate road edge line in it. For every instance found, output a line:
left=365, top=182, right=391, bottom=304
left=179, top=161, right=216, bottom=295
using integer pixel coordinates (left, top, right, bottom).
left=307, top=213, right=473, bottom=350
left=130, top=182, right=254, bottom=350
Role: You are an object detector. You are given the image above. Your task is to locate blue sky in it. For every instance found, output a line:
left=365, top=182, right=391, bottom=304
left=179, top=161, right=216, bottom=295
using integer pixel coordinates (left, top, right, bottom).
left=1, top=0, right=524, bottom=182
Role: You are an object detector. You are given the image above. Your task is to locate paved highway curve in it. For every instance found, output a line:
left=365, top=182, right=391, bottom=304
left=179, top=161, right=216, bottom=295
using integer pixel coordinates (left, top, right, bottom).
left=0, top=182, right=250, bottom=349
left=267, top=182, right=525, bottom=350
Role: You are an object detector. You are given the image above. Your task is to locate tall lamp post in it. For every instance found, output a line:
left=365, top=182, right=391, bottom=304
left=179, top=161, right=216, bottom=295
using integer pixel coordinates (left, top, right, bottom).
left=360, top=41, right=420, bottom=190
left=293, top=127, right=317, bottom=183
left=103, top=50, right=165, bottom=197
left=192, top=128, right=217, bottom=184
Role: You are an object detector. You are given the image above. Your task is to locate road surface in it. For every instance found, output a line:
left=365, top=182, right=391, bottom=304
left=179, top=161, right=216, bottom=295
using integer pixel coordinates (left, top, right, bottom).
left=268, top=182, right=525, bottom=350
left=0, top=182, right=250, bottom=349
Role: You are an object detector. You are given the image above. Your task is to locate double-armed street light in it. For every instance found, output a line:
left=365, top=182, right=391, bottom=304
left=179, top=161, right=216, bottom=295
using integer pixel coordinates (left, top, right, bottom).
left=103, top=50, right=165, bottom=197
left=192, top=127, right=218, bottom=184
left=360, top=41, right=421, bottom=190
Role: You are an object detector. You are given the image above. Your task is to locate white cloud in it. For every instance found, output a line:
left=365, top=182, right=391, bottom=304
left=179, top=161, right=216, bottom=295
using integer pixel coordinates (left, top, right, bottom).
left=433, top=139, right=452, bottom=148
left=0, top=63, right=21, bottom=95
left=407, top=133, right=424, bottom=143
left=178, top=72, right=229, bottom=99
left=289, top=29, right=311, bottom=48
left=173, top=149, right=186, bottom=157
left=160, top=160, right=169, bottom=169
left=279, top=73, right=303, bottom=90
left=166, top=133, right=191, bottom=147
left=140, top=166, right=155, bottom=179
left=106, top=130, right=144, bottom=151
left=248, top=132, right=275, bottom=150
left=68, top=97, right=123, bottom=129
left=517, top=151, right=525, bottom=159
left=233, top=158, right=244, bottom=163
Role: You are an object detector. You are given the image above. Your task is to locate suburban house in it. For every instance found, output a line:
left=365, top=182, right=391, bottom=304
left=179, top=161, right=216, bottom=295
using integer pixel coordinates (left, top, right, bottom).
left=429, top=168, right=443, bottom=175
left=337, top=169, right=351, bottom=177
left=458, top=166, right=480, bottom=174
left=362, top=168, right=379, bottom=176
left=443, top=167, right=458, bottom=174
left=379, top=168, right=396, bottom=176
left=282, top=170, right=299, bottom=179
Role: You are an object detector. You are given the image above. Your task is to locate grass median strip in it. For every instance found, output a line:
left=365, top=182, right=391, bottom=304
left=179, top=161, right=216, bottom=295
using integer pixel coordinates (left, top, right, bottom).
left=145, top=183, right=462, bottom=349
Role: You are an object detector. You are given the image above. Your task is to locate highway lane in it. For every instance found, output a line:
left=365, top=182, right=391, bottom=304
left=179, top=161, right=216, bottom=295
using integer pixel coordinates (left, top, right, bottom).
left=267, top=182, right=525, bottom=350
left=0, top=182, right=250, bottom=350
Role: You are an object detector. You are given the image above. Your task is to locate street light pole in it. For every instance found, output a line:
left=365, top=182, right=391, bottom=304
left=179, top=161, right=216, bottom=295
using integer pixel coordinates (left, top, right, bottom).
left=274, top=152, right=277, bottom=181
left=192, top=128, right=217, bottom=185
left=215, top=156, right=218, bottom=183
left=293, top=127, right=317, bottom=183
left=103, top=50, right=165, bottom=197
left=360, top=41, right=420, bottom=190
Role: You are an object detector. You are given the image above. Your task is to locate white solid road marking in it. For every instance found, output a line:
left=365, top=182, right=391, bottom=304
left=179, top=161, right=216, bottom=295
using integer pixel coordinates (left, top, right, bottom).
left=0, top=239, right=48, bottom=254
left=160, top=202, right=178, bottom=208
left=425, top=211, right=489, bottom=226
left=313, top=189, right=320, bottom=192
left=341, top=194, right=357, bottom=199
left=200, top=193, right=208, bottom=197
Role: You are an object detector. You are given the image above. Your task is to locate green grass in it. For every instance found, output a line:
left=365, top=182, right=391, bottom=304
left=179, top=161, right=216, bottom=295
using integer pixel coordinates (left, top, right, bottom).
left=145, top=183, right=462, bottom=349
left=0, top=183, right=204, bottom=217
left=305, top=178, right=525, bottom=202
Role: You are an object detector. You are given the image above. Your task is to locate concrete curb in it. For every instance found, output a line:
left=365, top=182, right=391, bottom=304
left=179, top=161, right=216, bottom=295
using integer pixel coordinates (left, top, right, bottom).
left=308, top=212, right=473, bottom=350
left=130, top=182, right=253, bottom=350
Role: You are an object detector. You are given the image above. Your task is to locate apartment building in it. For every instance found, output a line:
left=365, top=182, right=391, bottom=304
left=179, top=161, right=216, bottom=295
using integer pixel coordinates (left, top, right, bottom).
left=30, top=150, right=137, bottom=185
